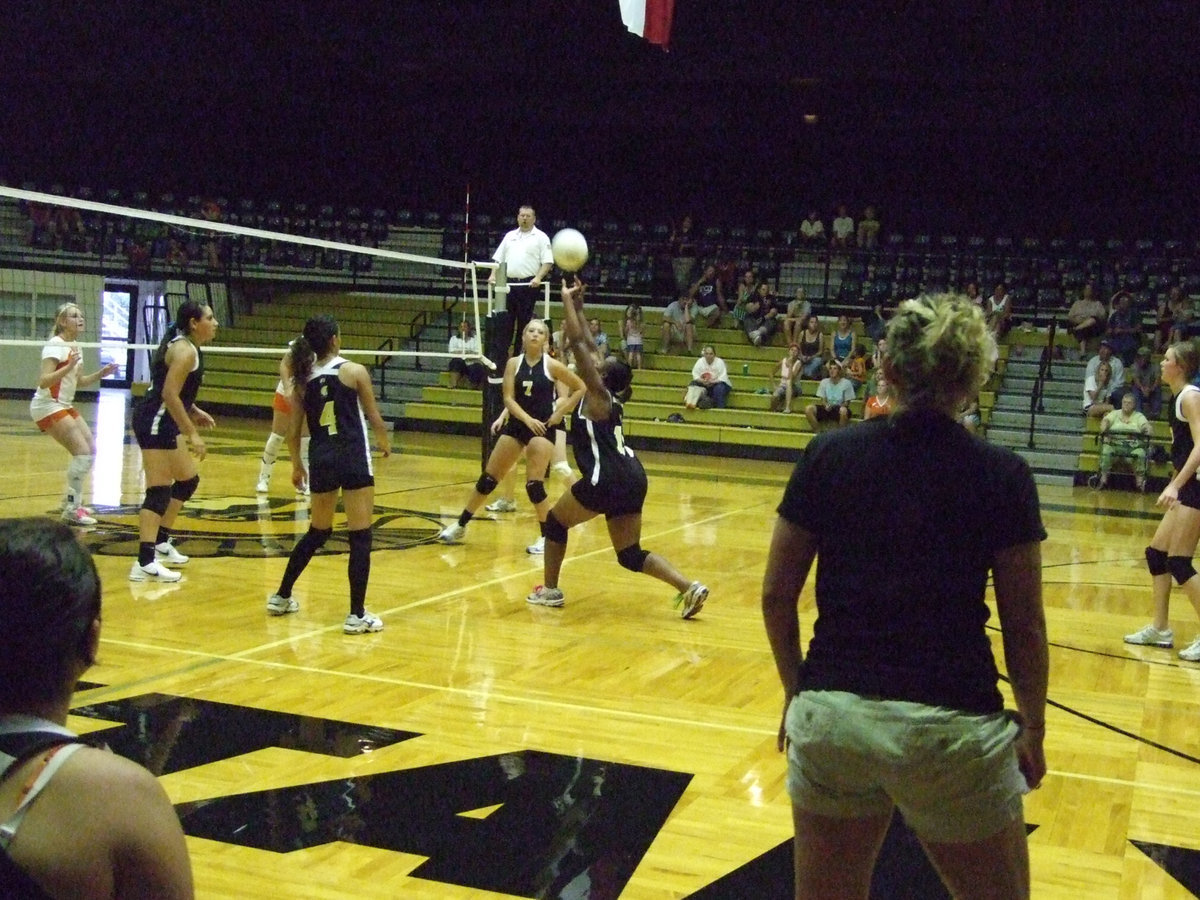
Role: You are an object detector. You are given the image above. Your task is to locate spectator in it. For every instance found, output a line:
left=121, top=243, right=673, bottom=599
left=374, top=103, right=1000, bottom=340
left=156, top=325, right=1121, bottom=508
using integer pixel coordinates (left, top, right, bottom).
left=781, top=288, right=811, bottom=345
left=986, top=283, right=1013, bottom=339
left=588, top=318, right=610, bottom=358
left=661, top=295, right=717, bottom=355
left=620, top=302, right=644, bottom=370
left=1086, top=340, right=1126, bottom=393
left=1156, top=285, right=1189, bottom=352
left=964, top=282, right=983, bottom=307
left=770, top=344, right=804, bottom=413
left=669, top=214, right=698, bottom=295
left=959, top=397, right=982, bottom=434
left=845, top=344, right=870, bottom=389
left=731, top=269, right=758, bottom=323
left=1106, top=290, right=1142, bottom=364
left=689, top=264, right=730, bottom=316
left=871, top=336, right=888, bottom=373
left=797, top=314, right=826, bottom=378
left=1066, top=282, right=1108, bottom=356
left=805, top=360, right=855, bottom=429
left=864, top=372, right=895, bottom=419
left=856, top=205, right=881, bottom=249
left=686, top=345, right=732, bottom=409
left=799, top=210, right=825, bottom=248
left=1084, top=359, right=1118, bottom=419
left=1096, top=392, right=1152, bottom=491
left=447, top=318, right=487, bottom=389
left=743, top=282, right=780, bottom=346
left=0, top=517, right=195, bottom=899
left=826, top=313, right=857, bottom=366
left=830, top=204, right=855, bottom=250
left=863, top=292, right=896, bottom=343
left=1130, top=346, right=1163, bottom=419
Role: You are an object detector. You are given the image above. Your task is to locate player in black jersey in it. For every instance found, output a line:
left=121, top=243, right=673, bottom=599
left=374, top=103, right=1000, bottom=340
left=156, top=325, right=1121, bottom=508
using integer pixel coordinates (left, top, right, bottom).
left=1125, top=342, right=1200, bottom=660
left=265, top=315, right=392, bottom=634
left=525, top=280, right=708, bottom=618
left=438, top=319, right=584, bottom=547
left=129, top=300, right=218, bottom=583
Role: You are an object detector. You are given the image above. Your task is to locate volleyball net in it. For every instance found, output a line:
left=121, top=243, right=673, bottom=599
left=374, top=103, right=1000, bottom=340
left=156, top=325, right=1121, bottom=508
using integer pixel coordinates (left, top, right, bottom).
left=0, top=186, right=555, bottom=399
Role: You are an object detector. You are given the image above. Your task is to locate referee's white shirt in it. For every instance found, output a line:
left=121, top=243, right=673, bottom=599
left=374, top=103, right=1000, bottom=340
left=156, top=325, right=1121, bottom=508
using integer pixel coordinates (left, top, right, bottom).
left=493, top=227, right=553, bottom=281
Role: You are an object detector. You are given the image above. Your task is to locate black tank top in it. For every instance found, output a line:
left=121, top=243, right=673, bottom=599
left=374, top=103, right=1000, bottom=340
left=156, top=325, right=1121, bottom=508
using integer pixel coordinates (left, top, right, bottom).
left=304, top=356, right=369, bottom=456
left=144, top=335, right=205, bottom=409
left=1171, top=385, right=1199, bottom=472
left=571, top=393, right=640, bottom=486
left=513, top=353, right=556, bottom=421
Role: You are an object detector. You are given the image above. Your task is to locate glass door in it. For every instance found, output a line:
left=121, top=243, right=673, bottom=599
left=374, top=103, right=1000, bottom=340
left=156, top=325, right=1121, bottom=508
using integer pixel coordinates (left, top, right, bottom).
left=100, top=284, right=135, bottom=387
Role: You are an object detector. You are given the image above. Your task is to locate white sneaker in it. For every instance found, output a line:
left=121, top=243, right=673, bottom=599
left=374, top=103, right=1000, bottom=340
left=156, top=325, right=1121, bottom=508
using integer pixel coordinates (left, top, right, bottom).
left=526, top=536, right=545, bottom=555
left=1124, top=624, right=1174, bottom=648
left=344, top=611, right=384, bottom=634
left=266, top=592, right=299, bottom=616
left=255, top=477, right=270, bottom=493
left=129, top=560, right=182, bottom=582
left=674, top=582, right=709, bottom=620
left=486, top=498, right=517, bottom=512
left=526, top=585, right=564, bottom=607
left=438, top=522, right=466, bottom=544
left=1179, top=638, right=1200, bottom=661
left=155, top=541, right=189, bottom=565
left=61, top=506, right=96, bottom=527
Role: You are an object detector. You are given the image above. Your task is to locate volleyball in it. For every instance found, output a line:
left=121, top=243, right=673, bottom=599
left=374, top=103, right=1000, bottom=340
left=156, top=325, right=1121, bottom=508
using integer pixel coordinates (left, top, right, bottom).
left=551, top=228, right=589, bottom=272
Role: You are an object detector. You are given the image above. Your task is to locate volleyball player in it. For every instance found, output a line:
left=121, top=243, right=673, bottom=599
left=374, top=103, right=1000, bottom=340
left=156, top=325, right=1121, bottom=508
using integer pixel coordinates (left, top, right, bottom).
left=30, top=303, right=118, bottom=526
left=1125, top=342, right=1200, bottom=660
left=255, top=351, right=310, bottom=495
left=437, top=319, right=584, bottom=546
left=526, top=280, right=708, bottom=617
left=265, top=315, right=392, bottom=634
left=129, top=300, right=218, bottom=582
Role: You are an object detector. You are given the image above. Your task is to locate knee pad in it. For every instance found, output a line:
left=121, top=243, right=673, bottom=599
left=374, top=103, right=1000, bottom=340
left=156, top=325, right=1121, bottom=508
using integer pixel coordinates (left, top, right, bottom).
left=551, top=460, right=573, bottom=481
left=543, top=511, right=568, bottom=544
left=1167, top=555, right=1197, bottom=586
left=616, top=543, right=650, bottom=573
left=171, top=474, right=200, bottom=503
left=67, top=454, right=93, bottom=479
left=141, top=484, right=172, bottom=517
left=1146, top=546, right=1169, bottom=576
left=525, top=479, right=547, bottom=505
left=475, top=472, right=498, bottom=496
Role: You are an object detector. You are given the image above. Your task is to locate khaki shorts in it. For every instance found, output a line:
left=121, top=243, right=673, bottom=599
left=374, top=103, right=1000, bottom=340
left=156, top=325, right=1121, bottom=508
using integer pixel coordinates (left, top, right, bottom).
left=785, top=690, right=1026, bottom=843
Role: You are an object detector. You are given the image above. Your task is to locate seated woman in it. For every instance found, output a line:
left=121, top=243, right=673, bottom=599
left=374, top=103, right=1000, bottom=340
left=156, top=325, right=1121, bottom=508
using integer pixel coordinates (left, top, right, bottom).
left=743, top=283, right=780, bottom=347
left=781, top=289, right=811, bottom=346
left=1084, top=359, right=1118, bottom=419
left=826, top=313, right=857, bottom=367
left=447, top=318, right=487, bottom=389
left=797, top=314, right=825, bottom=378
left=1065, top=283, right=1108, bottom=356
left=686, top=345, right=732, bottom=409
left=1096, top=392, right=1153, bottom=491
left=771, top=344, right=804, bottom=413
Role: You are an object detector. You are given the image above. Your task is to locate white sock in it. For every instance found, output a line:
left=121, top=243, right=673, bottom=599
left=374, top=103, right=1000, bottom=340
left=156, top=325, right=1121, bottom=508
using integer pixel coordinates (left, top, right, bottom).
left=260, top=432, right=285, bottom=482
left=65, top=455, right=92, bottom=508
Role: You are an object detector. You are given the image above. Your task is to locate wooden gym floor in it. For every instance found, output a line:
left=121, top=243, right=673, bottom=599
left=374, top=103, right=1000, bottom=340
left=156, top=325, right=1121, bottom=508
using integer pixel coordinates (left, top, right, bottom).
left=2, top=391, right=1200, bottom=899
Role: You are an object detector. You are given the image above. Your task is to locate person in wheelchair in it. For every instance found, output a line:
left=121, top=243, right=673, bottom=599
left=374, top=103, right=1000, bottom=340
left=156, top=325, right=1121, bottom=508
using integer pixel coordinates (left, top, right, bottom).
left=1095, top=392, right=1153, bottom=491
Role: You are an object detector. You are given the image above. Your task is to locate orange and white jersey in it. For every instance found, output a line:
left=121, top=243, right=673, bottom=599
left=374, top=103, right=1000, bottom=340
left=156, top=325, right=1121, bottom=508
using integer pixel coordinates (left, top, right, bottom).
left=30, top=336, right=78, bottom=421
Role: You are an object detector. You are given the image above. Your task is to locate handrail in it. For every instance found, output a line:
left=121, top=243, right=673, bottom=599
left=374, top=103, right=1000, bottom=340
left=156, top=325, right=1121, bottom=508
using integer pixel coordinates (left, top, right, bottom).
left=374, top=337, right=395, bottom=400
left=1027, top=320, right=1059, bottom=448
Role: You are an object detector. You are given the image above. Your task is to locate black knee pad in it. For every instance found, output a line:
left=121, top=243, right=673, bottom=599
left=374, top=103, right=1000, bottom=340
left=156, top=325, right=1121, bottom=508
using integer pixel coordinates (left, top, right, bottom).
left=1168, top=555, right=1197, bottom=585
left=1146, top=546, right=1169, bottom=576
left=141, top=484, right=172, bottom=517
left=475, top=473, right=498, bottom=496
left=616, top=543, right=650, bottom=573
left=543, top=511, right=568, bottom=544
left=525, top=479, right=547, bottom=505
left=171, top=474, right=200, bottom=502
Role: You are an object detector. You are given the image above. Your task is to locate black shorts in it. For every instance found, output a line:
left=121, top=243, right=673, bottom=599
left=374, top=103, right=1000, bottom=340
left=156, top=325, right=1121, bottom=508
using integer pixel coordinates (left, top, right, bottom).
left=570, top=465, right=648, bottom=518
left=814, top=404, right=850, bottom=423
left=131, top=400, right=181, bottom=451
left=1178, top=475, right=1200, bottom=510
left=502, top=418, right=559, bottom=448
left=309, top=446, right=374, bottom=494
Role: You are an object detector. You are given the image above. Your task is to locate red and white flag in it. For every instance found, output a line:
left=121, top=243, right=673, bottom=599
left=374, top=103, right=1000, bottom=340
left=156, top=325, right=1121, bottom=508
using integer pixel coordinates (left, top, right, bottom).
left=619, top=0, right=674, bottom=49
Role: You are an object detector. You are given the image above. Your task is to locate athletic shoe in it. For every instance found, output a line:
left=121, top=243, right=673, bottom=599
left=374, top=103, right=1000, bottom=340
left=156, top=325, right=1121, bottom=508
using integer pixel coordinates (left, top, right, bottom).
left=266, top=592, right=299, bottom=616
left=344, top=611, right=384, bottom=634
left=486, top=498, right=517, bottom=512
left=255, top=477, right=270, bottom=493
left=1179, top=638, right=1200, bottom=662
left=155, top=541, right=189, bottom=565
left=526, top=536, right=545, bottom=555
left=76, top=505, right=94, bottom=517
left=674, top=582, right=709, bottom=620
left=438, top=523, right=466, bottom=544
left=526, top=585, right=564, bottom=607
left=128, top=560, right=182, bottom=583
left=61, top=506, right=96, bottom=527
left=1124, top=624, right=1174, bottom=648
left=297, top=481, right=310, bottom=496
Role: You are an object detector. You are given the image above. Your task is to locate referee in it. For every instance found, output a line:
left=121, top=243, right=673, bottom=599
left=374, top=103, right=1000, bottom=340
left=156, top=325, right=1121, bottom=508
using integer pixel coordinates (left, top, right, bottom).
left=490, top=204, right=553, bottom=357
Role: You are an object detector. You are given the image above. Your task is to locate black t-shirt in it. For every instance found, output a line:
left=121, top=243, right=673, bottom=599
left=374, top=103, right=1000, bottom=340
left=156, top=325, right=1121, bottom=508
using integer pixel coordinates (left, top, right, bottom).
left=777, top=408, right=1046, bottom=714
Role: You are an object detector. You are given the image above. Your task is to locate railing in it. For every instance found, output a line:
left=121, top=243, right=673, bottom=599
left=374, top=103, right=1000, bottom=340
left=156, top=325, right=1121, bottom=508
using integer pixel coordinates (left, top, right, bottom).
left=1027, top=319, right=1059, bottom=449
left=374, top=338, right=395, bottom=400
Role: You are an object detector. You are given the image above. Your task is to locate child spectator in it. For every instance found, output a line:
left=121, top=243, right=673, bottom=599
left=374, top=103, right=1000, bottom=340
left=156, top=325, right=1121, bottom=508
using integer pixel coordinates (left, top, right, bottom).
left=621, top=303, right=644, bottom=369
